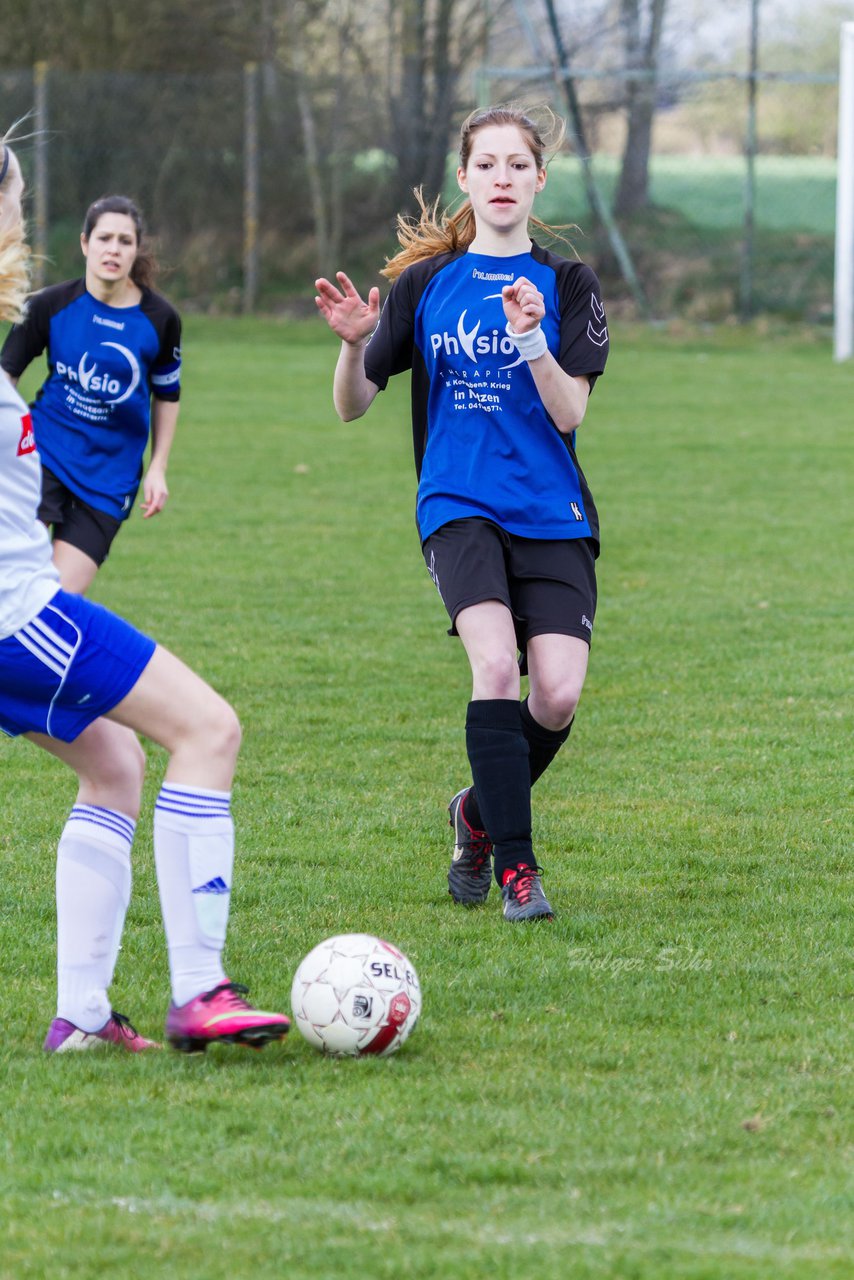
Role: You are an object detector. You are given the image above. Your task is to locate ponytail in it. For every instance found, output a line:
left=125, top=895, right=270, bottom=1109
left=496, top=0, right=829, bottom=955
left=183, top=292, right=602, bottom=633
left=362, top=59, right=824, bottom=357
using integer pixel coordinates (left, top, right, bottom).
left=381, top=189, right=477, bottom=282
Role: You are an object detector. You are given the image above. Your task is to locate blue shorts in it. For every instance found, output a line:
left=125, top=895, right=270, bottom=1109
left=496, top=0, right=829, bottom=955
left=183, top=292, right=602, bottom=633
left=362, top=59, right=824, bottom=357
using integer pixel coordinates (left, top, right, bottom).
left=0, top=590, right=156, bottom=742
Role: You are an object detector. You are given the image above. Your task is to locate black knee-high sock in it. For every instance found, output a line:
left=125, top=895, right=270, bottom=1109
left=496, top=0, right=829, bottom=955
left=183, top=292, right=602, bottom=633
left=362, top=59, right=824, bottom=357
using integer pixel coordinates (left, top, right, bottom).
left=465, top=699, right=533, bottom=883
left=520, top=697, right=573, bottom=785
left=465, top=698, right=573, bottom=831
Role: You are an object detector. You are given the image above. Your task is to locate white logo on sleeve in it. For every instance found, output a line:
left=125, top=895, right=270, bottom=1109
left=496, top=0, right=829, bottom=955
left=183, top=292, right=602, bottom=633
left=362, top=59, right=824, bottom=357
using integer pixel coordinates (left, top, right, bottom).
left=587, top=294, right=608, bottom=347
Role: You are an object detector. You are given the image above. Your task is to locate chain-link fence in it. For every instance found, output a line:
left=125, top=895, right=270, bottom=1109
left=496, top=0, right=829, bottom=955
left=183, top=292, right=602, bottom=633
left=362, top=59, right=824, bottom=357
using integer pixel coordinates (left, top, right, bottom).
left=0, top=54, right=842, bottom=323
left=478, top=55, right=840, bottom=325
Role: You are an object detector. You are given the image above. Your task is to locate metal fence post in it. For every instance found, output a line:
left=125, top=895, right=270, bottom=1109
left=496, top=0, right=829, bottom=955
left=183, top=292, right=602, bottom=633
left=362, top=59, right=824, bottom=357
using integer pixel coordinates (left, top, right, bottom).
left=834, top=23, right=854, bottom=360
left=33, top=61, right=49, bottom=290
left=243, top=61, right=259, bottom=314
left=740, top=0, right=760, bottom=321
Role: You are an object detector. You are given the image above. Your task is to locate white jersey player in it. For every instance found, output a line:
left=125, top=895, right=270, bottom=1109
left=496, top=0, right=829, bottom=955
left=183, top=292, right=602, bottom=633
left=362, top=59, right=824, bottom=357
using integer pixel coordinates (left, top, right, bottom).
left=0, top=134, right=289, bottom=1054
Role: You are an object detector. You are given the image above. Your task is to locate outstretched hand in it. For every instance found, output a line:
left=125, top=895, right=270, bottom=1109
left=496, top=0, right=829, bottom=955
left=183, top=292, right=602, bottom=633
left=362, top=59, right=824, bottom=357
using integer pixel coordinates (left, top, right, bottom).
left=502, top=276, right=545, bottom=335
left=315, top=272, right=381, bottom=345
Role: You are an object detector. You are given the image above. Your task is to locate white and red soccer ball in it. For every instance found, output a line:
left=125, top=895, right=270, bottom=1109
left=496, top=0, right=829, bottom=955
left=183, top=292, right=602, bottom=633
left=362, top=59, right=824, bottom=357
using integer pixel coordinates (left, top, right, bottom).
left=290, top=933, right=421, bottom=1057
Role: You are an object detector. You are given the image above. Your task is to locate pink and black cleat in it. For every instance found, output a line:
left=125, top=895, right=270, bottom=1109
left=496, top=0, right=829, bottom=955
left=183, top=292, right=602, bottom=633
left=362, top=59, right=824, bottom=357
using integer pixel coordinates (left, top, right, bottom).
left=501, top=863, right=554, bottom=922
left=165, top=980, right=290, bottom=1053
left=43, top=1011, right=161, bottom=1053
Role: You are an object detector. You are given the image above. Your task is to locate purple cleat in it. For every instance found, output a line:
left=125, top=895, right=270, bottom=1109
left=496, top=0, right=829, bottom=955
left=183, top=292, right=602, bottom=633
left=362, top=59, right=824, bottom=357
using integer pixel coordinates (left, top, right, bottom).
left=43, top=1010, right=161, bottom=1053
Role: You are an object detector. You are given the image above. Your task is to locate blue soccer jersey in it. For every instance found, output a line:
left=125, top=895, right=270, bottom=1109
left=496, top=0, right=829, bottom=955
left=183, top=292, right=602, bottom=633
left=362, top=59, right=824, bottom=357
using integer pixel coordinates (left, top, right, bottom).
left=363, top=242, right=608, bottom=545
left=1, top=280, right=181, bottom=520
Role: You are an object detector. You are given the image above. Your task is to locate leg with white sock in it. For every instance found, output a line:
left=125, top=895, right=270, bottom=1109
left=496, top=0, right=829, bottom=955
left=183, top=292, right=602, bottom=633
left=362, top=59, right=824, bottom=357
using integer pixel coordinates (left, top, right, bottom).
left=24, top=601, right=288, bottom=1052
left=153, top=783, right=233, bottom=1007
left=106, top=644, right=290, bottom=1050
left=105, top=645, right=241, bottom=1007
left=29, top=720, right=158, bottom=1051
left=56, top=803, right=135, bottom=1031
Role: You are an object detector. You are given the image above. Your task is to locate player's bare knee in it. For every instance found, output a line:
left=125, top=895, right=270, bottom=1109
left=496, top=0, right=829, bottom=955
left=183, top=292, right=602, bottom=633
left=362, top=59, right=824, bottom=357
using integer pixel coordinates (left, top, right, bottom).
left=473, top=648, right=519, bottom=698
left=198, top=697, right=242, bottom=764
left=538, top=683, right=581, bottom=730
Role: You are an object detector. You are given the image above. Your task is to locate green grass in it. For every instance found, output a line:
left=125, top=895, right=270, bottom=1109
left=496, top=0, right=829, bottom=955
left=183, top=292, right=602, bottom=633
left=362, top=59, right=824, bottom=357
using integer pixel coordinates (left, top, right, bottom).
left=535, top=155, right=839, bottom=235
left=2, top=317, right=852, bottom=1279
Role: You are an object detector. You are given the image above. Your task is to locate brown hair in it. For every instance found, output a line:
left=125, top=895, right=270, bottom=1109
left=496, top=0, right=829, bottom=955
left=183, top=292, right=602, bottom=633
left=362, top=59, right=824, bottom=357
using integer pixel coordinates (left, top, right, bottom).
left=0, top=139, right=30, bottom=324
left=381, top=105, right=569, bottom=282
left=83, top=194, right=158, bottom=289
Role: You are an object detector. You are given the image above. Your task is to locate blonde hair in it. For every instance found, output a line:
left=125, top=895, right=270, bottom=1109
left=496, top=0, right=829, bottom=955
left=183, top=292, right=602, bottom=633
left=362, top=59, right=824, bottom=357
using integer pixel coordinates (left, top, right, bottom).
left=0, top=139, right=30, bottom=324
left=382, top=104, right=570, bottom=282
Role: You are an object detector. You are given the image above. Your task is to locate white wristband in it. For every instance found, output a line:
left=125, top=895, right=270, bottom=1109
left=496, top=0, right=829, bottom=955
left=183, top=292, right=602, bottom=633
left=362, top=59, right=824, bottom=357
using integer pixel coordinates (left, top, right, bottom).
left=505, top=321, right=548, bottom=361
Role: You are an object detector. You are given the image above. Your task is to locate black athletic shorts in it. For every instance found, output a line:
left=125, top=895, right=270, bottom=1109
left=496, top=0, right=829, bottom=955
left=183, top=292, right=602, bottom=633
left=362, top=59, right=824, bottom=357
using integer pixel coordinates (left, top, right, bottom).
left=422, top=518, right=598, bottom=658
left=38, top=467, right=124, bottom=567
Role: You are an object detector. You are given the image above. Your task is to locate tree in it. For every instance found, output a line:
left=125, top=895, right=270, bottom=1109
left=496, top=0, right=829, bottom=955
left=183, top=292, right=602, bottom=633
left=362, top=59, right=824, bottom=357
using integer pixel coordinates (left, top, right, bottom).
left=613, top=0, right=669, bottom=216
left=0, top=0, right=262, bottom=70
left=388, top=0, right=491, bottom=212
left=0, top=0, right=508, bottom=295
left=260, top=0, right=495, bottom=271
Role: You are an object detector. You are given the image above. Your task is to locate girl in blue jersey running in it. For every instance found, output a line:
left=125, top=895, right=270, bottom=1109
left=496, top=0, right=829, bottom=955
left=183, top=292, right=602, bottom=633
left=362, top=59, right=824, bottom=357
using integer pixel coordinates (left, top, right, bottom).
left=316, top=105, right=609, bottom=923
left=0, top=135, right=289, bottom=1054
left=1, top=194, right=182, bottom=594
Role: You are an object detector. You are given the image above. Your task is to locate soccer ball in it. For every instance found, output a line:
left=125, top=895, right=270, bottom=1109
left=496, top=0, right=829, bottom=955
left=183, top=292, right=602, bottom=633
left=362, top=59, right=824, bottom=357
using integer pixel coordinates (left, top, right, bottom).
left=290, top=933, right=421, bottom=1057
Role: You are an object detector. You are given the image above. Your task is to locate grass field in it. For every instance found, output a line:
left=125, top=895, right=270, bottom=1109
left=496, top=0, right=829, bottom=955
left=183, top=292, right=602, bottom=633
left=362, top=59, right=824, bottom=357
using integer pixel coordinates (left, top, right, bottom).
left=536, top=155, right=839, bottom=235
left=2, top=317, right=852, bottom=1279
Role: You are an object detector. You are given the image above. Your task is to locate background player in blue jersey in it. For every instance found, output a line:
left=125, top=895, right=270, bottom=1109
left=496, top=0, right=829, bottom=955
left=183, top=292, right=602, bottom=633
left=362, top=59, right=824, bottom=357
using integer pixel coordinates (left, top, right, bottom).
left=1, top=194, right=182, bottom=594
left=315, top=105, right=609, bottom=922
left=0, top=135, right=289, bottom=1053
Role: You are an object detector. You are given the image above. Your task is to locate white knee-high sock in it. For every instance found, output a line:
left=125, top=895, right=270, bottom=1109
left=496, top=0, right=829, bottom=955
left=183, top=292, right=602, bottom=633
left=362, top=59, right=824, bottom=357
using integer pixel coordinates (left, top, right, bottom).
left=56, top=804, right=135, bottom=1032
left=153, top=783, right=232, bottom=1007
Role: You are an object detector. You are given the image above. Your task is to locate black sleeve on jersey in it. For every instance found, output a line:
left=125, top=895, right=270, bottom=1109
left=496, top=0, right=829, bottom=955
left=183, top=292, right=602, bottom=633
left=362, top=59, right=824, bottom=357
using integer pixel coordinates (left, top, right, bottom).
left=533, top=246, right=609, bottom=391
left=363, top=273, right=417, bottom=390
left=0, top=280, right=86, bottom=377
left=140, top=290, right=182, bottom=402
left=363, top=252, right=461, bottom=391
left=557, top=262, right=609, bottom=389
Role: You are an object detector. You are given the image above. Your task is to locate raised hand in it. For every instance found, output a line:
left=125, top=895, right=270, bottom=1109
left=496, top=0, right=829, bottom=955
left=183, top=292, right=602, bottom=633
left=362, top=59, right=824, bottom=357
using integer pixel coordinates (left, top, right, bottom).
left=315, top=271, right=381, bottom=345
left=501, top=276, right=545, bottom=334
